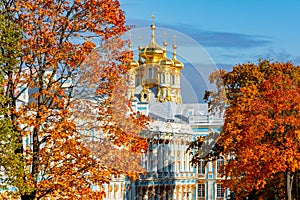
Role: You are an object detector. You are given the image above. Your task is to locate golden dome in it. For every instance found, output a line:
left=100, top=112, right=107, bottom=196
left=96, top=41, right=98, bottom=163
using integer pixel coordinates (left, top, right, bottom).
left=138, top=14, right=164, bottom=63
left=139, top=43, right=164, bottom=63
left=126, top=38, right=139, bottom=69
left=173, top=56, right=184, bottom=70
left=172, top=38, right=184, bottom=70
left=127, top=59, right=139, bottom=69
left=159, top=34, right=174, bottom=67
left=160, top=55, right=174, bottom=66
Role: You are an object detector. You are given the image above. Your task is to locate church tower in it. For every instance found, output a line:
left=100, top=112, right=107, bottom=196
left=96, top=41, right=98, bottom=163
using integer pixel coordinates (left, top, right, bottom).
left=127, top=15, right=184, bottom=104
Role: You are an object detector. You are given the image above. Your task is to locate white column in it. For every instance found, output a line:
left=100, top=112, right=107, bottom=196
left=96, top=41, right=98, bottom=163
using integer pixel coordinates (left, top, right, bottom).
left=181, top=139, right=184, bottom=173
left=188, top=185, right=193, bottom=200
left=178, top=185, right=182, bottom=200
left=184, top=185, right=187, bottom=200
left=187, top=147, right=190, bottom=173
left=207, top=181, right=213, bottom=200
left=185, top=151, right=188, bottom=173
left=174, top=141, right=177, bottom=173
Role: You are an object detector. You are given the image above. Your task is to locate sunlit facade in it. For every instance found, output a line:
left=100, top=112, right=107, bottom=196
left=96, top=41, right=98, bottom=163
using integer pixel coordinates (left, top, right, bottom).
left=103, top=16, right=227, bottom=200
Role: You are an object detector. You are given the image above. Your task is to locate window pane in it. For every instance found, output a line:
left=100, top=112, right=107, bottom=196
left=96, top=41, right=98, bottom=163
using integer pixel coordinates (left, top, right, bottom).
left=217, top=184, right=224, bottom=198
left=217, top=157, right=224, bottom=173
left=198, top=184, right=205, bottom=197
left=198, top=160, right=205, bottom=174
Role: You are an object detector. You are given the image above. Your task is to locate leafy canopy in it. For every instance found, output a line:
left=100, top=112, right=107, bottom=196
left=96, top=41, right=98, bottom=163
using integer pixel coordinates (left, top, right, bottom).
left=0, top=0, right=149, bottom=199
left=191, top=60, right=300, bottom=199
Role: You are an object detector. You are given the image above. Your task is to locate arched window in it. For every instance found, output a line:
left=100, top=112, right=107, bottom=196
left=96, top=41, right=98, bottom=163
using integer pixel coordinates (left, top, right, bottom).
left=148, top=68, right=152, bottom=79
left=172, top=75, right=175, bottom=85
left=176, top=74, right=180, bottom=84
left=161, top=74, right=165, bottom=84
left=217, top=156, right=224, bottom=174
left=157, top=145, right=164, bottom=173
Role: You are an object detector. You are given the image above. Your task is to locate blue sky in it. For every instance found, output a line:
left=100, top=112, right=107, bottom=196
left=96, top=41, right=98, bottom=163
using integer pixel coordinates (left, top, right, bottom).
left=119, top=0, right=300, bottom=70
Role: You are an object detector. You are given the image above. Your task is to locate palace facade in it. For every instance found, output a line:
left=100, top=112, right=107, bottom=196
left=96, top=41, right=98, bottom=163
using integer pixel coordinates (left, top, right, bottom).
left=103, top=16, right=227, bottom=200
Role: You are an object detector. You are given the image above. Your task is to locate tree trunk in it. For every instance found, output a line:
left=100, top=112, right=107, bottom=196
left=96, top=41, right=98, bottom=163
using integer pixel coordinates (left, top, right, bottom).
left=21, top=193, right=36, bottom=200
left=295, top=171, right=299, bottom=200
left=286, top=170, right=294, bottom=200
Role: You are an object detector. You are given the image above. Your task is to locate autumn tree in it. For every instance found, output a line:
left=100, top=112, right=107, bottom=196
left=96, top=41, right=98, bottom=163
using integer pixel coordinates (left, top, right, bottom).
left=0, top=10, right=25, bottom=199
left=0, top=0, right=148, bottom=199
left=190, top=60, right=300, bottom=200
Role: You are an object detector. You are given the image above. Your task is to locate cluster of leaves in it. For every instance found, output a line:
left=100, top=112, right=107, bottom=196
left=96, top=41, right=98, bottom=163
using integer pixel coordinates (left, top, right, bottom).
left=0, top=0, right=148, bottom=199
left=191, top=60, right=300, bottom=199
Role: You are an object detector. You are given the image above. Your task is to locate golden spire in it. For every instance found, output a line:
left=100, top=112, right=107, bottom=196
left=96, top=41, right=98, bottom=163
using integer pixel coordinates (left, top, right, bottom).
left=172, top=35, right=184, bottom=70
left=151, top=13, right=156, bottom=44
left=172, top=35, right=177, bottom=59
left=126, top=30, right=139, bottom=69
left=160, top=32, right=173, bottom=67
left=138, top=14, right=164, bottom=63
left=163, top=32, right=167, bottom=50
left=138, top=35, right=142, bottom=50
left=128, top=30, right=132, bottom=50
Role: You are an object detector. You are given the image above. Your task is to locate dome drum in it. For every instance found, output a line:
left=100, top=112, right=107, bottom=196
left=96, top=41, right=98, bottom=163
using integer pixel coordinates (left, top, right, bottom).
left=171, top=85, right=180, bottom=89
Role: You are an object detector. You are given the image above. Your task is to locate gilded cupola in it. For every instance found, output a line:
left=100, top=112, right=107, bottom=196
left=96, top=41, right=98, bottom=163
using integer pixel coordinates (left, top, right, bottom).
left=138, top=15, right=164, bottom=63
left=126, top=33, right=139, bottom=69
left=127, top=15, right=184, bottom=104
left=159, top=32, right=174, bottom=67
left=172, top=35, right=184, bottom=70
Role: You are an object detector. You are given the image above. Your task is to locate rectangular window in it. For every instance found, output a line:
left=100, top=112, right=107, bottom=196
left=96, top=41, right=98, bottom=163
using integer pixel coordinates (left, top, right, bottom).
left=217, top=184, right=224, bottom=198
left=198, top=160, right=205, bottom=174
left=198, top=184, right=205, bottom=198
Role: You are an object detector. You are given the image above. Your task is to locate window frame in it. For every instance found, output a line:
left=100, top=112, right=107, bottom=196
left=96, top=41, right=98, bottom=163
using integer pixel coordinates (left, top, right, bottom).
left=198, top=183, right=205, bottom=198
left=216, top=184, right=224, bottom=198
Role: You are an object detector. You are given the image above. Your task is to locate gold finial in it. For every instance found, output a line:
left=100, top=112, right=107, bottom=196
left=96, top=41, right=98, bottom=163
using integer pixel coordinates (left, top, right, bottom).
left=151, top=13, right=156, bottom=43
left=173, top=35, right=177, bottom=58
left=128, top=31, right=132, bottom=49
left=163, top=32, right=167, bottom=48
left=138, top=35, right=142, bottom=50
left=151, top=13, right=155, bottom=27
left=172, top=34, right=184, bottom=70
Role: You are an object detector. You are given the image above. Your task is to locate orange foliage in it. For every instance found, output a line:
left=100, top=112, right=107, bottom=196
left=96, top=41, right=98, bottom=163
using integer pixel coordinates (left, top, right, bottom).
left=207, top=60, right=300, bottom=199
left=1, top=0, right=148, bottom=199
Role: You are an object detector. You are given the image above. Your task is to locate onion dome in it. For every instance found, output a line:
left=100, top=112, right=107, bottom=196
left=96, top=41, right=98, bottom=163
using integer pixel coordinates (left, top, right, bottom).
left=159, top=33, right=174, bottom=67
left=127, top=59, right=139, bottom=69
left=172, top=35, right=184, bottom=70
left=138, top=14, right=164, bottom=63
left=126, top=35, right=139, bottom=69
left=160, top=53, right=174, bottom=67
left=126, top=55, right=139, bottom=70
